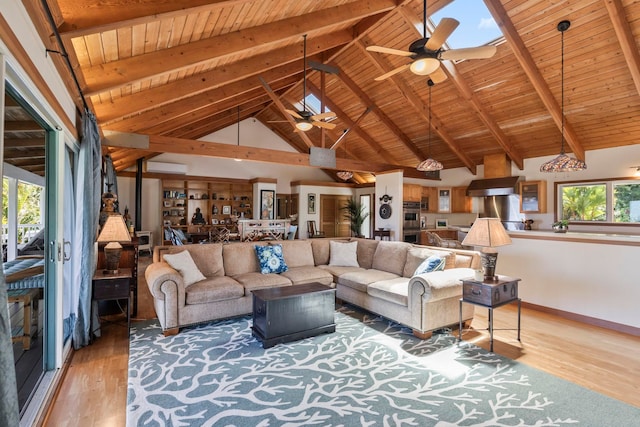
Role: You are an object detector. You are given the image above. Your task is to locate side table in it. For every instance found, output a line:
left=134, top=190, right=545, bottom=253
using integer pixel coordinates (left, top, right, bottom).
left=458, top=275, right=521, bottom=352
left=92, top=268, right=132, bottom=337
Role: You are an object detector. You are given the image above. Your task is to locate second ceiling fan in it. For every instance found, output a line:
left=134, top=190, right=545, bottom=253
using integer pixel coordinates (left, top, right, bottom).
left=286, top=34, right=337, bottom=132
left=366, top=0, right=497, bottom=82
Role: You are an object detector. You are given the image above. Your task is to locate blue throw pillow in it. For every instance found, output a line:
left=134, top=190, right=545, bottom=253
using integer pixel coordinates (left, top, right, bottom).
left=413, top=255, right=445, bottom=276
left=254, top=244, right=288, bottom=274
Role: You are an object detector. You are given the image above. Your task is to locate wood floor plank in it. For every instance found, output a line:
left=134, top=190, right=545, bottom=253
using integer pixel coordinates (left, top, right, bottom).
left=42, top=259, right=640, bottom=425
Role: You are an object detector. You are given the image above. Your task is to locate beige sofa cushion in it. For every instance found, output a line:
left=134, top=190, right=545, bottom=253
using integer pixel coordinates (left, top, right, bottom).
left=367, top=277, right=410, bottom=306
left=162, top=244, right=225, bottom=278
left=185, top=276, right=244, bottom=305
left=233, top=272, right=291, bottom=293
left=222, top=242, right=267, bottom=276
left=280, top=266, right=333, bottom=286
left=354, top=238, right=379, bottom=269
left=318, top=265, right=365, bottom=282
left=338, top=269, right=399, bottom=293
left=403, top=247, right=455, bottom=278
left=280, top=240, right=315, bottom=268
left=371, top=241, right=411, bottom=276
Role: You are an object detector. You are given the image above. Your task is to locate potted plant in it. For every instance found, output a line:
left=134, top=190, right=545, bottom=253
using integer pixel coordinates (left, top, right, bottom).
left=552, top=219, right=569, bottom=233
left=342, top=199, right=369, bottom=237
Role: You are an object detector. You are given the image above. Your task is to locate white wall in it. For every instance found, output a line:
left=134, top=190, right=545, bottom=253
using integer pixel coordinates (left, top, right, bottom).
left=498, top=234, right=640, bottom=329
left=375, top=171, right=403, bottom=240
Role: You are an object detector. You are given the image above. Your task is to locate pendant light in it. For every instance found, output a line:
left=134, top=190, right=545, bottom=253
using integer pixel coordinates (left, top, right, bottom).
left=417, top=79, right=443, bottom=172
left=540, top=20, right=586, bottom=173
left=337, top=130, right=354, bottom=181
left=234, top=106, right=242, bottom=161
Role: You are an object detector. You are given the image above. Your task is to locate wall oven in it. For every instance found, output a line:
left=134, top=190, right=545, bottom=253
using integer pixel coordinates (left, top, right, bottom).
left=403, top=201, right=421, bottom=243
left=402, top=202, right=420, bottom=229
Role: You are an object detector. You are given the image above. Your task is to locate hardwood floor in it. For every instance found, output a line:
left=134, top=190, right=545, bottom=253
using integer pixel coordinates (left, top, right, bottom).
left=42, top=260, right=640, bottom=425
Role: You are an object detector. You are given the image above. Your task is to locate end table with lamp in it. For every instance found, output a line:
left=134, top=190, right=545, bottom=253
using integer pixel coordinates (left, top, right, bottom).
left=460, top=218, right=520, bottom=352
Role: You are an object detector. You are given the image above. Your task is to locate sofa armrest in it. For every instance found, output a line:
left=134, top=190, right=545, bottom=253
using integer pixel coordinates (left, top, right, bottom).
left=145, top=261, right=186, bottom=301
left=409, top=268, right=475, bottom=302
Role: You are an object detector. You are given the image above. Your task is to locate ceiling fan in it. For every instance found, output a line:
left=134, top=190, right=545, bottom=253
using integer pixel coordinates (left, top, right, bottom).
left=284, top=34, right=337, bottom=132
left=366, top=0, right=497, bottom=83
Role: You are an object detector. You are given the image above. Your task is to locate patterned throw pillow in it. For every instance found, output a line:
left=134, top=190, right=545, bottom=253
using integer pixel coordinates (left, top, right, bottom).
left=413, top=255, right=445, bottom=276
left=254, top=244, right=288, bottom=274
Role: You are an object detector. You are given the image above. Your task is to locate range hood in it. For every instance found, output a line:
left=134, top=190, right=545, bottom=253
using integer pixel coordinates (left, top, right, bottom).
left=466, top=176, right=522, bottom=197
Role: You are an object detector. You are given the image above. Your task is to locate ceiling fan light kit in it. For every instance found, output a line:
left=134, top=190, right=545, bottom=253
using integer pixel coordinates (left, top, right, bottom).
left=540, top=20, right=587, bottom=173
left=295, top=121, right=313, bottom=132
left=366, top=0, right=496, bottom=82
left=410, top=58, right=440, bottom=76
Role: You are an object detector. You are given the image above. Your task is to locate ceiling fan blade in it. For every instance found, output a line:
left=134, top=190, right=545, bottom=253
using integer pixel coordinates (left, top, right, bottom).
left=374, top=63, right=411, bottom=81
left=428, top=67, right=448, bottom=84
left=440, top=45, right=497, bottom=61
left=285, top=109, right=303, bottom=119
left=425, top=18, right=459, bottom=51
left=312, top=120, right=336, bottom=130
left=310, top=112, right=336, bottom=121
left=366, top=45, right=415, bottom=57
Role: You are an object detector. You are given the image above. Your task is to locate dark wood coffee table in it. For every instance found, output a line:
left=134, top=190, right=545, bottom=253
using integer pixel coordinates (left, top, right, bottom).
left=252, top=283, right=336, bottom=348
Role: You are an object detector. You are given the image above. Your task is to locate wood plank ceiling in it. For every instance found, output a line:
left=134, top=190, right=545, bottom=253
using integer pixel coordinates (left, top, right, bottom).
left=17, top=0, right=640, bottom=183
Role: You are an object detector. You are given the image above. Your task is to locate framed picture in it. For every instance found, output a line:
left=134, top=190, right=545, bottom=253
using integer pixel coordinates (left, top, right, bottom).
left=435, top=219, right=448, bottom=229
left=222, top=205, right=231, bottom=215
left=163, top=200, right=172, bottom=207
left=260, top=190, right=275, bottom=219
left=308, top=193, right=316, bottom=215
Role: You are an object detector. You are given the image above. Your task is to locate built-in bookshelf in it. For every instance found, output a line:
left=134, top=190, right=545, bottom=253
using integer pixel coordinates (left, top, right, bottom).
left=161, top=179, right=252, bottom=229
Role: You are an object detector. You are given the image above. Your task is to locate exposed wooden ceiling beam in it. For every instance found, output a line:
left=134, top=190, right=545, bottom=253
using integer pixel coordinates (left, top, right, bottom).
left=441, top=62, right=524, bottom=170
left=80, top=0, right=397, bottom=94
left=335, top=67, right=427, bottom=162
left=56, top=0, right=254, bottom=37
left=604, top=0, right=640, bottom=97
left=260, top=77, right=315, bottom=149
left=91, top=31, right=352, bottom=119
left=306, top=81, right=404, bottom=165
left=101, top=70, right=299, bottom=133
left=3, top=138, right=45, bottom=148
left=358, top=41, right=476, bottom=174
left=484, top=0, right=585, bottom=161
left=4, top=121, right=43, bottom=132
left=144, top=134, right=411, bottom=174
left=175, top=102, right=268, bottom=141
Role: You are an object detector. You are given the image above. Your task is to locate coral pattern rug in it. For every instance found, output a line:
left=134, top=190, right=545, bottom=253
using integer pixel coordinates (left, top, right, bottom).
left=127, top=306, right=639, bottom=426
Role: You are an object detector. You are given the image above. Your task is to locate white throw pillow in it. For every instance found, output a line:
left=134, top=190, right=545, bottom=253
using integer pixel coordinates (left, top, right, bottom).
left=329, top=240, right=359, bottom=267
left=163, top=250, right=206, bottom=287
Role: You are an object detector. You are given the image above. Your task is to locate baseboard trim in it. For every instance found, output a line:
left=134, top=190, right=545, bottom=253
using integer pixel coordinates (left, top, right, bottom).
left=522, top=301, right=640, bottom=337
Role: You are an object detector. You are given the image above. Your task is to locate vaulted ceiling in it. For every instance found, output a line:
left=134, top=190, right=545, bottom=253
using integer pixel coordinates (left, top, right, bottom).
left=20, top=0, right=640, bottom=183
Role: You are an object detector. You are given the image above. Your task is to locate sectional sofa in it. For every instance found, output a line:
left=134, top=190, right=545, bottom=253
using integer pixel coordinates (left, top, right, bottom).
left=145, top=238, right=481, bottom=338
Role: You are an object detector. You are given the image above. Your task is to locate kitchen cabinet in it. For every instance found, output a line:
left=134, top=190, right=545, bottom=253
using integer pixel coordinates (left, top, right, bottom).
left=437, top=188, right=451, bottom=213
left=519, top=180, right=546, bottom=213
left=421, top=187, right=438, bottom=213
left=403, top=184, right=422, bottom=202
left=451, top=186, right=471, bottom=213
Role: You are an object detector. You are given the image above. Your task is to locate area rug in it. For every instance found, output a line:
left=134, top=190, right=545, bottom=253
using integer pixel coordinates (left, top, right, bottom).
left=127, top=307, right=639, bottom=426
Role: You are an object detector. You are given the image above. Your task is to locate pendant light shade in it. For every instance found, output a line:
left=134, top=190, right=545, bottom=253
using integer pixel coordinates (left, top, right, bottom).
left=417, top=79, right=443, bottom=172
left=336, top=171, right=353, bottom=181
left=540, top=20, right=586, bottom=173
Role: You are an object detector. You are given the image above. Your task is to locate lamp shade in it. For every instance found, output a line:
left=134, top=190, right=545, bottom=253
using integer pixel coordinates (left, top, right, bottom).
left=97, top=215, right=132, bottom=243
left=462, top=218, right=511, bottom=249
left=296, top=121, right=313, bottom=132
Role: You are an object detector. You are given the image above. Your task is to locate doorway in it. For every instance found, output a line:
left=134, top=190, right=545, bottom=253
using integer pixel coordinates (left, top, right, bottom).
left=319, top=195, right=351, bottom=238
left=3, top=90, right=47, bottom=412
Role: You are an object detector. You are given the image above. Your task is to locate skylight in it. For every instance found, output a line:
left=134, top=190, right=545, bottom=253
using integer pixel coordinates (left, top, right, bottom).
left=429, top=0, right=503, bottom=49
left=294, top=93, right=332, bottom=117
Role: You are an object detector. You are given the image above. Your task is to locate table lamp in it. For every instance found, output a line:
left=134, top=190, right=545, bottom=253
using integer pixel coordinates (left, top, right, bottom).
left=97, top=214, right=132, bottom=274
left=462, top=218, right=512, bottom=282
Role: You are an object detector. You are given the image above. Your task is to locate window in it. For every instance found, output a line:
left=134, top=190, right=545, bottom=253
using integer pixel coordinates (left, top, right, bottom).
left=293, top=94, right=334, bottom=119
left=429, top=0, right=503, bottom=49
left=557, top=179, right=640, bottom=224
